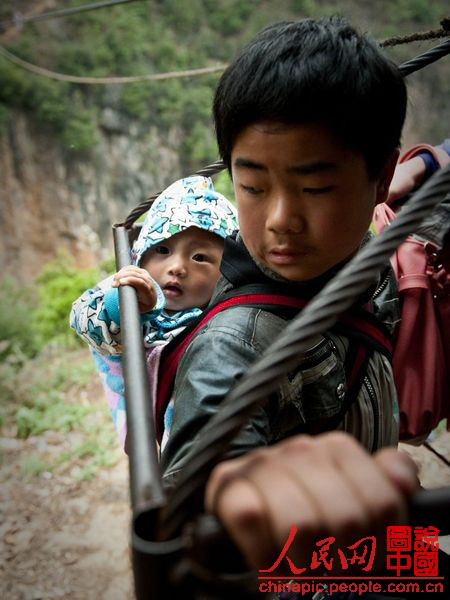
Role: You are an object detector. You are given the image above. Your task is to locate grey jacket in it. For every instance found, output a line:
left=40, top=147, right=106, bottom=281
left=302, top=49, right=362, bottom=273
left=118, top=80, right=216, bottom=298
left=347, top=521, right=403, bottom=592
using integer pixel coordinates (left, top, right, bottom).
left=161, top=236, right=399, bottom=488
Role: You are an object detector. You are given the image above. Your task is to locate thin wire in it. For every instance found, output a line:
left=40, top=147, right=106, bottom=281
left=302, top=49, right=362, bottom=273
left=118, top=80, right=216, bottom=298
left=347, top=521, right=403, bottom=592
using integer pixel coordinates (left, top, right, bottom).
left=121, top=38, right=450, bottom=228
left=0, top=0, right=144, bottom=28
left=122, top=160, right=226, bottom=228
left=423, top=441, right=450, bottom=469
left=0, top=25, right=448, bottom=87
left=0, top=45, right=226, bottom=84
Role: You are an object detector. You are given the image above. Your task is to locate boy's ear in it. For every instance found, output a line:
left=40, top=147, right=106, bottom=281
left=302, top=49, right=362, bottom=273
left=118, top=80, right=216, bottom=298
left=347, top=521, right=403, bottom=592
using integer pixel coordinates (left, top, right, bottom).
left=375, top=149, right=400, bottom=204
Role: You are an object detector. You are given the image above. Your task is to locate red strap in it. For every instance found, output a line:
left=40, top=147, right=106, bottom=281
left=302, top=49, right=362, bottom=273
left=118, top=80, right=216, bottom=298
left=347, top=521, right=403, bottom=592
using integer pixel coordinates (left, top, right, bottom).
left=338, top=311, right=393, bottom=350
left=155, top=293, right=392, bottom=441
left=156, top=294, right=308, bottom=431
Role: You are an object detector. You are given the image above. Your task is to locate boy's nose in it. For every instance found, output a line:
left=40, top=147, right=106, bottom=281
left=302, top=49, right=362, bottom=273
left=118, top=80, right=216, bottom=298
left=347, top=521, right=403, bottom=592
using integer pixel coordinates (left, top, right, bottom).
left=267, top=193, right=305, bottom=234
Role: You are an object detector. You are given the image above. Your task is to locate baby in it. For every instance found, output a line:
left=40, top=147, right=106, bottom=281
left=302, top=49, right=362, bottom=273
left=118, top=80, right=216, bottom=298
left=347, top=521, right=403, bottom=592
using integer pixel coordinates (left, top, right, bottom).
left=70, top=175, right=237, bottom=447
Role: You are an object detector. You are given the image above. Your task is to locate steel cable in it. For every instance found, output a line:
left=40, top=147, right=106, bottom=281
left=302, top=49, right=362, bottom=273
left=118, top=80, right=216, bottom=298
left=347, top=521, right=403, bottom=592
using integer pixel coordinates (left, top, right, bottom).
left=122, top=160, right=225, bottom=228
left=158, top=165, right=450, bottom=539
left=398, top=37, right=450, bottom=75
left=121, top=39, right=450, bottom=229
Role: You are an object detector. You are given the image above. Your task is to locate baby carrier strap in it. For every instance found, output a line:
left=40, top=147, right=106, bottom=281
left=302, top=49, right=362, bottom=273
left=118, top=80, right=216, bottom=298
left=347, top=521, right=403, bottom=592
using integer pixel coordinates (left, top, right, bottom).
left=155, top=284, right=392, bottom=443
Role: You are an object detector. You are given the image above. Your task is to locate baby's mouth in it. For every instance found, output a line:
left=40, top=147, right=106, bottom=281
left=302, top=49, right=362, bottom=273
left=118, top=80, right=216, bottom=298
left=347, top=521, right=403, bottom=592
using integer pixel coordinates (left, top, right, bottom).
left=163, top=283, right=183, bottom=298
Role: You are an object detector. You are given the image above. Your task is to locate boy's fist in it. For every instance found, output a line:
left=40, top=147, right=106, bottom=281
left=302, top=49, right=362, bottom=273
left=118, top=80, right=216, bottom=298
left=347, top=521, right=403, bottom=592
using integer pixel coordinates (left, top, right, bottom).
left=112, top=266, right=158, bottom=313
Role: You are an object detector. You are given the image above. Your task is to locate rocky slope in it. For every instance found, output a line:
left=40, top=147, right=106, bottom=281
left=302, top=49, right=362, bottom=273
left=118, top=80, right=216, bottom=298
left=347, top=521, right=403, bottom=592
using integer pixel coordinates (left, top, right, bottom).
left=0, top=108, right=183, bottom=283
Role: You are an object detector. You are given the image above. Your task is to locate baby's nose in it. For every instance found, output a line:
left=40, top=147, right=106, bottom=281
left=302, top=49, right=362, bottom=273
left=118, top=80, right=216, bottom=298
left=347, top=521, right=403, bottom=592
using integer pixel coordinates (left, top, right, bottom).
left=168, top=260, right=187, bottom=277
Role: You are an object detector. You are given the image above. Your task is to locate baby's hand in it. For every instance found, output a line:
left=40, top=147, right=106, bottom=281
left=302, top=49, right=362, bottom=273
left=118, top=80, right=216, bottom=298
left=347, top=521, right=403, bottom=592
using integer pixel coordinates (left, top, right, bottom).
left=112, top=266, right=158, bottom=313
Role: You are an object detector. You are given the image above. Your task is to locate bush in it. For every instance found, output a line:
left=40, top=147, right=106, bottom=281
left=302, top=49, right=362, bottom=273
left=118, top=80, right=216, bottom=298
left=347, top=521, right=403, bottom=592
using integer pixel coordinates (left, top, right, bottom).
left=213, top=170, right=235, bottom=203
left=61, top=110, right=99, bottom=152
left=33, top=253, right=101, bottom=348
left=0, top=275, right=39, bottom=358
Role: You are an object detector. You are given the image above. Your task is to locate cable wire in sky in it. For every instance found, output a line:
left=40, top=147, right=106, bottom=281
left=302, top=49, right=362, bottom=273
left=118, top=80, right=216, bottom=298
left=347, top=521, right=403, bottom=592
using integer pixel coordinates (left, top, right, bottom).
left=0, top=0, right=144, bottom=30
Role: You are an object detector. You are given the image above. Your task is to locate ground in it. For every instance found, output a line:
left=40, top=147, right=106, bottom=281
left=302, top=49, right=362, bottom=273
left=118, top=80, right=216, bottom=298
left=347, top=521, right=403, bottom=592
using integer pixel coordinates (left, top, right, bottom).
left=1, top=357, right=450, bottom=600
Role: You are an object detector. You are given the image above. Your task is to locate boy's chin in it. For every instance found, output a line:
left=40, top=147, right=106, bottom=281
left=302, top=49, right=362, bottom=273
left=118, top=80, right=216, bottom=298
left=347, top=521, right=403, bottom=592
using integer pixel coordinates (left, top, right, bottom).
left=265, top=261, right=329, bottom=282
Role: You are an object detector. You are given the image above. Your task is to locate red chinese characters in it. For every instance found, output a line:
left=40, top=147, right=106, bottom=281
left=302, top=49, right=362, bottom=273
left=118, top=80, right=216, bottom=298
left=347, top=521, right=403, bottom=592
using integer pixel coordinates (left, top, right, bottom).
left=413, top=526, right=439, bottom=577
left=259, top=525, right=440, bottom=578
left=259, top=526, right=376, bottom=574
left=386, top=526, right=440, bottom=577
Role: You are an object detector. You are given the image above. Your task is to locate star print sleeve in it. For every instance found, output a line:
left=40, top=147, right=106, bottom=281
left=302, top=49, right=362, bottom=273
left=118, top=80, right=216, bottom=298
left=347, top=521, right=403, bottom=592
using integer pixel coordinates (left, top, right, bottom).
left=70, top=273, right=167, bottom=356
left=70, top=275, right=124, bottom=356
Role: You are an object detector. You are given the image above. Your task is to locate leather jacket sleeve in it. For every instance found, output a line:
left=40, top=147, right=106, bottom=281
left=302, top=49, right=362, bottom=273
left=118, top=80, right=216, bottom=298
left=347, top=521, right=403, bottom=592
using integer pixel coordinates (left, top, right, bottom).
left=159, top=305, right=351, bottom=489
left=160, top=306, right=274, bottom=488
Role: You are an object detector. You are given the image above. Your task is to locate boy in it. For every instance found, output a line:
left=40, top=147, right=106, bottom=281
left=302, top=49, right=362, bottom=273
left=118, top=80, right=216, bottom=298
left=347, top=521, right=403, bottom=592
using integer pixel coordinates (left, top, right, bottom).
left=70, top=175, right=237, bottom=446
left=160, top=16, right=405, bottom=488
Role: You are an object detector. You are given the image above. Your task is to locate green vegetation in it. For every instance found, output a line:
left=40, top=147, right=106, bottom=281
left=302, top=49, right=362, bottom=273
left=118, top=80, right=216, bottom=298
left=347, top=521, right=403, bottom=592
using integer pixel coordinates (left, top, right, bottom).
left=33, top=252, right=101, bottom=348
left=2, top=347, right=120, bottom=481
left=0, top=0, right=447, bottom=165
left=0, top=254, right=119, bottom=480
left=0, top=0, right=448, bottom=480
left=0, top=252, right=101, bottom=358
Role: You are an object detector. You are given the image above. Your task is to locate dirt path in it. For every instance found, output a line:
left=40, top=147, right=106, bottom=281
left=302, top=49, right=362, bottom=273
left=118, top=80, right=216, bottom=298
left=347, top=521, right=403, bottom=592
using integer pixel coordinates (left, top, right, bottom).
left=1, top=402, right=449, bottom=599
left=1, top=442, right=133, bottom=600
left=1, top=373, right=134, bottom=600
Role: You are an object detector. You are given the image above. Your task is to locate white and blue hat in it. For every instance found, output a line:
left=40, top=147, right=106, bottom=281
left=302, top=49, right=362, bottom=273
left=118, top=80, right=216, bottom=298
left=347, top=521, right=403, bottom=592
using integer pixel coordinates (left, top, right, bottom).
left=131, top=176, right=237, bottom=265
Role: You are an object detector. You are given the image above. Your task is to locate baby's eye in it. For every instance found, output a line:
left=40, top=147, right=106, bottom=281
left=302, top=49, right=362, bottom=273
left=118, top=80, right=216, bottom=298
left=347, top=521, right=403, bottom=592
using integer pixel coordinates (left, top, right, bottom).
left=154, top=245, right=170, bottom=254
left=193, top=253, right=209, bottom=263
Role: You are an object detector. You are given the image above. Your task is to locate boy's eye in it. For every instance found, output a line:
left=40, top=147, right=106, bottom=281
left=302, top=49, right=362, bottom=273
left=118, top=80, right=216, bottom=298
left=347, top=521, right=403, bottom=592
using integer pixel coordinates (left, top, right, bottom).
left=193, top=253, right=209, bottom=263
left=303, top=186, right=334, bottom=195
left=154, top=245, right=169, bottom=254
left=240, top=184, right=263, bottom=195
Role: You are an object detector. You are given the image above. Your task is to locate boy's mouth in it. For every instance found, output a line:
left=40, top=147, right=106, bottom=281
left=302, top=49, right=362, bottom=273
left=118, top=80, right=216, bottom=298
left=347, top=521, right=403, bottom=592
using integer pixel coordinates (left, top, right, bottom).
left=267, top=246, right=311, bottom=265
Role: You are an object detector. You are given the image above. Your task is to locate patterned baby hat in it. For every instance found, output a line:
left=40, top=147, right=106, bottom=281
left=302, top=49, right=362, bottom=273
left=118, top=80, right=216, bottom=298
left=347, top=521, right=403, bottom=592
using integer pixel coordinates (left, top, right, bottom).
left=131, top=175, right=237, bottom=265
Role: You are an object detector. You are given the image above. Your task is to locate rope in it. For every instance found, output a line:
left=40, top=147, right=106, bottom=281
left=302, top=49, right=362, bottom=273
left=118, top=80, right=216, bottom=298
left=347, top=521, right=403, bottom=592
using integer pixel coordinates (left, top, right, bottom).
left=0, top=21, right=448, bottom=87
left=0, top=45, right=227, bottom=84
left=380, top=16, right=450, bottom=47
left=158, top=165, right=450, bottom=538
left=121, top=38, right=450, bottom=228
left=121, top=160, right=226, bottom=228
left=0, top=0, right=144, bottom=28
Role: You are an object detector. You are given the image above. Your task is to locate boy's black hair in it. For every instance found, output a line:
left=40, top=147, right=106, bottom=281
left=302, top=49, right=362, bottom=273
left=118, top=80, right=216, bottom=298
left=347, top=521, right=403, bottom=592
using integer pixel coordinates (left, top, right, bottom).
left=213, top=16, right=407, bottom=177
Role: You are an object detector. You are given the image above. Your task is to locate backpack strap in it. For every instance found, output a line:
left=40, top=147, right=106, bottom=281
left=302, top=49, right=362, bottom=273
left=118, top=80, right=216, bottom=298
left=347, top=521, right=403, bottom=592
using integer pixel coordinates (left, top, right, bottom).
left=399, top=143, right=450, bottom=170
left=155, top=288, right=392, bottom=442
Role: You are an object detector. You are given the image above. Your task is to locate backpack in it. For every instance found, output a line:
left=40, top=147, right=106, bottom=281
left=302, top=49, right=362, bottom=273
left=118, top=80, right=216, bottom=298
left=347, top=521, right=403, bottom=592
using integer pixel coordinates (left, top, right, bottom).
left=373, top=144, right=450, bottom=443
left=155, top=284, right=392, bottom=444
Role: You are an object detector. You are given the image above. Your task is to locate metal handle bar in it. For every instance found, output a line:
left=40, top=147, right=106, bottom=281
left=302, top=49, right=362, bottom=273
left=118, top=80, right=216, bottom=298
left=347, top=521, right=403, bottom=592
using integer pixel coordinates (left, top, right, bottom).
left=129, top=486, right=450, bottom=599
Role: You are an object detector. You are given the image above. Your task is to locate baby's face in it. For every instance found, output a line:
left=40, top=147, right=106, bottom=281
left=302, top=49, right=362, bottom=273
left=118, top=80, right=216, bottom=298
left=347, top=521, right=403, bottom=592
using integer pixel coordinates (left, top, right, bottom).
left=140, top=227, right=224, bottom=313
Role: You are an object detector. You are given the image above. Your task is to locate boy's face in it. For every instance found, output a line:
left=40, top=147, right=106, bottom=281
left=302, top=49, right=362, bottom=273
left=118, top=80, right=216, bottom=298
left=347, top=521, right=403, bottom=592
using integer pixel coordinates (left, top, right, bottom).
left=140, top=227, right=224, bottom=313
left=231, top=122, right=396, bottom=281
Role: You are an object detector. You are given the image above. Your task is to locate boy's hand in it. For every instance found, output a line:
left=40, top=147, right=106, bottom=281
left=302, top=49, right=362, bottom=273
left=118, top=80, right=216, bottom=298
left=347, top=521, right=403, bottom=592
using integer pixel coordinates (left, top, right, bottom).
left=205, top=432, right=419, bottom=574
left=388, top=156, right=426, bottom=202
left=112, top=266, right=158, bottom=313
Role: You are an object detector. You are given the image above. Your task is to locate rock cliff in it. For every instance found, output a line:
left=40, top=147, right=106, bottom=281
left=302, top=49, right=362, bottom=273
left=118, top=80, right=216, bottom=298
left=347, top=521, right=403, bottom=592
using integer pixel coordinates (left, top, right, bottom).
left=0, top=108, right=183, bottom=283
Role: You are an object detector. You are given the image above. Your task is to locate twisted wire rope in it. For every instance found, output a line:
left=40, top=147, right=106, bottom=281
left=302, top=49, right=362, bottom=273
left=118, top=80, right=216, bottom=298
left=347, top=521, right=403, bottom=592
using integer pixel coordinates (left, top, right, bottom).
left=121, top=38, right=450, bottom=229
left=398, top=37, right=450, bottom=75
left=159, top=165, right=450, bottom=538
left=122, top=160, right=225, bottom=228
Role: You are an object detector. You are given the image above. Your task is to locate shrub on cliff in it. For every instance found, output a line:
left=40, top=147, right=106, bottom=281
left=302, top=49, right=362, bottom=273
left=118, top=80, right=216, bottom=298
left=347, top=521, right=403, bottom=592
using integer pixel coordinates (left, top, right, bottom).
left=32, top=252, right=101, bottom=350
